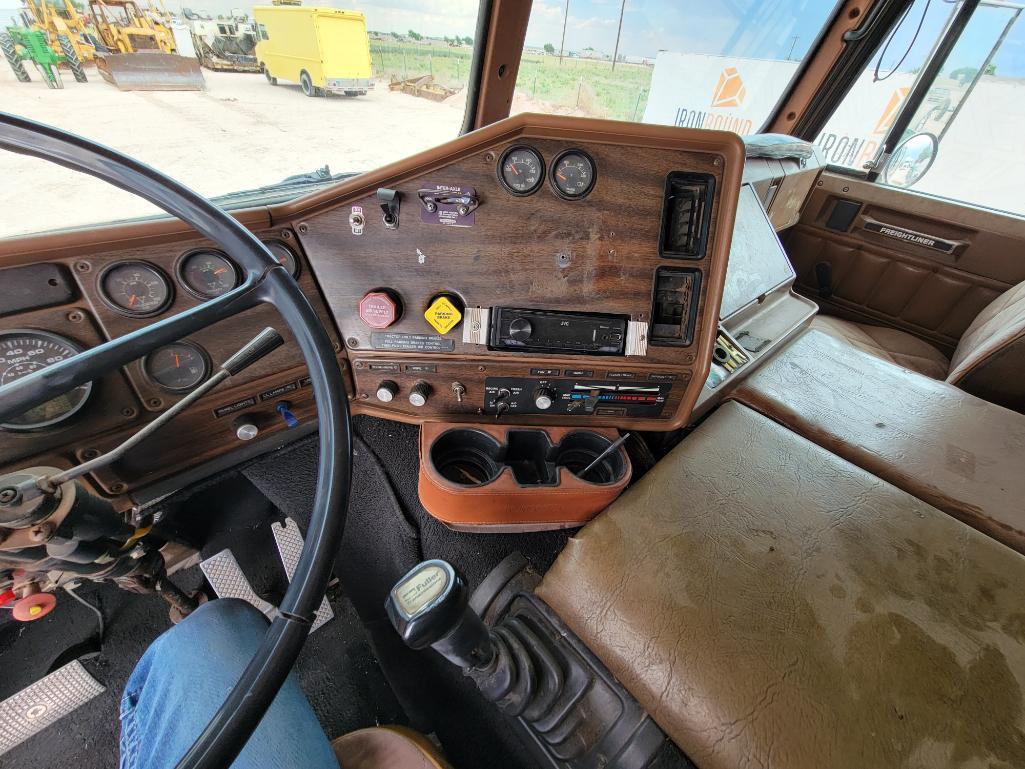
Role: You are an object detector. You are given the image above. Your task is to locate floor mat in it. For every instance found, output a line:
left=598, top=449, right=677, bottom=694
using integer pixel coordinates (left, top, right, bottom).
left=0, top=475, right=404, bottom=769
left=244, top=416, right=577, bottom=769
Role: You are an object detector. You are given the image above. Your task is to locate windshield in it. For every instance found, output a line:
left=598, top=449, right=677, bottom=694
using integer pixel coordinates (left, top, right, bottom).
left=0, top=0, right=480, bottom=236
left=511, top=1, right=840, bottom=130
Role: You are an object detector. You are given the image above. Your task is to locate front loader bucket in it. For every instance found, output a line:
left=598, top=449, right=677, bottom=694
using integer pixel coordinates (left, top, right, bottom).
left=95, top=52, right=205, bottom=91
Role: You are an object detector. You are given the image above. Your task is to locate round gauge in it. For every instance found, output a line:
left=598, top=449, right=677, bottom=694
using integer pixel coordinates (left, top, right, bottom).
left=265, top=241, right=300, bottom=277
left=498, top=146, right=545, bottom=196
left=100, top=261, right=173, bottom=317
left=143, top=341, right=210, bottom=393
left=550, top=150, right=597, bottom=199
left=0, top=330, right=92, bottom=431
left=177, top=250, right=239, bottom=299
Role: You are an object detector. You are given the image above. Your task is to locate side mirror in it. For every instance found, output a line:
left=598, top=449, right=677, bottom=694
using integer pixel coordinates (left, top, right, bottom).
left=882, top=132, right=938, bottom=188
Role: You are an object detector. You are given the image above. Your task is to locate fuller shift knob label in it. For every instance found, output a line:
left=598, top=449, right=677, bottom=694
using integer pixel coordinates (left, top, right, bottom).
left=395, top=564, right=449, bottom=616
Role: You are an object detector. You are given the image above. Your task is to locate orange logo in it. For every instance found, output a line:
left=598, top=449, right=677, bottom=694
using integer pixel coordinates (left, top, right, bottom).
left=874, top=87, right=909, bottom=134
left=711, top=67, right=746, bottom=108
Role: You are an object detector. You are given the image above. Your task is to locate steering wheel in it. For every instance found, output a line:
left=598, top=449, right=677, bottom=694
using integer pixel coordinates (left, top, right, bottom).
left=0, top=112, right=352, bottom=769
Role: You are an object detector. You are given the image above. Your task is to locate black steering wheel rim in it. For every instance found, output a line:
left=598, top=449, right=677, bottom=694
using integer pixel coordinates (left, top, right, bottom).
left=0, top=112, right=352, bottom=769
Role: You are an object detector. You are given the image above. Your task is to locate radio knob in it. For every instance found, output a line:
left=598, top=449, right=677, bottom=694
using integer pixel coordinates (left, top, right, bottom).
left=408, top=381, right=432, bottom=407
left=508, top=317, right=533, bottom=341
left=533, top=387, right=555, bottom=410
left=376, top=380, right=399, bottom=403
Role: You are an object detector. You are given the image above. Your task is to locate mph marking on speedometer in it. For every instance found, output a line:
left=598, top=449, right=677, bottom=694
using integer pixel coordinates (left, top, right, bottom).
left=0, top=331, right=92, bottom=431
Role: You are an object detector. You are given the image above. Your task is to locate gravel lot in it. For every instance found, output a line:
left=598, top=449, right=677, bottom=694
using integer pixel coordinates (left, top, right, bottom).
left=1, top=62, right=466, bottom=236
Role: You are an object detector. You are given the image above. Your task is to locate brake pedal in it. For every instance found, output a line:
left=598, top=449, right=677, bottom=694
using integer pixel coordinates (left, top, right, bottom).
left=271, top=517, right=334, bottom=632
left=200, top=549, right=276, bottom=619
left=0, top=660, right=104, bottom=756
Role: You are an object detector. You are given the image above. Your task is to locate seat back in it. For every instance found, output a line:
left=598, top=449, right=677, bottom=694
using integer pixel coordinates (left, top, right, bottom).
left=948, top=280, right=1025, bottom=411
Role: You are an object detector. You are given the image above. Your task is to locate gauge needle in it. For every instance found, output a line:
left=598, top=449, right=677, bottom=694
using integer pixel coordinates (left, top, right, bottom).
left=213, top=268, right=226, bottom=275
left=174, top=353, right=181, bottom=368
left=557, top=172, right=567, bottom=181
left=129, top=295, right=137, bottom=307
left=509, top=164, right=519, bottom=175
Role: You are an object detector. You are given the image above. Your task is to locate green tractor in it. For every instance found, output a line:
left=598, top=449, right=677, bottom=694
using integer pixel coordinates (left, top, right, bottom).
left=1, top=26, right=88, bottom=88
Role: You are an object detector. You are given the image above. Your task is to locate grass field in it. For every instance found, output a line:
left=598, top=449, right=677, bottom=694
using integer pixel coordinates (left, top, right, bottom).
left=369, top=40, right=653, bottom=121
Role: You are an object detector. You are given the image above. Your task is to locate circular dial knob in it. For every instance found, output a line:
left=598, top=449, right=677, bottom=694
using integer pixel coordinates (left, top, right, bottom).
left=534, top=387, right=555, bottom=410
left=508, top=317, right=533, bottom=341
left=376, top=380, right=399, bottom=403
left=408, top=381, right=432, bottom=407
left=233, top=416, right=259, bottom=441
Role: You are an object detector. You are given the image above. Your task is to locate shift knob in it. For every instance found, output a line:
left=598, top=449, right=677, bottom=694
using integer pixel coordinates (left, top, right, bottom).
left=385, top=559, right=495, bottom=670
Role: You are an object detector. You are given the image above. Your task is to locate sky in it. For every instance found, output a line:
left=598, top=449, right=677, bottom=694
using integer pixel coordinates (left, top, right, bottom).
left=4, top=0, right=1022, bottom=74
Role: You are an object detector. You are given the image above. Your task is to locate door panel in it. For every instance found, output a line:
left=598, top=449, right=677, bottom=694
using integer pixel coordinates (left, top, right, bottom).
left=785, top=172, right=1025, bottom=352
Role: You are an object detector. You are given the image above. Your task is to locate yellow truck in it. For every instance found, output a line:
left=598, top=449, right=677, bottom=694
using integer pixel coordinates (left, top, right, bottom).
left=253, top=5, right=373, bottom=97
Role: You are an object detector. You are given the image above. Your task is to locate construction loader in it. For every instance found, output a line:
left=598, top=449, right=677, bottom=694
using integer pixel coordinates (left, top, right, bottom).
left=20, top=0, right=97, bottom=65
left=185, top=8, right=260, bottom=72
left=87, top=0, right=204, bottom=90
left=1, top=24, right=87, bottom=87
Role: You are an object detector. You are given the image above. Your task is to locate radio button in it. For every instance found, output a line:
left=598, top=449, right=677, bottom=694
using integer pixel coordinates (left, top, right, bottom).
left=508, top=317, right=533, bottom=341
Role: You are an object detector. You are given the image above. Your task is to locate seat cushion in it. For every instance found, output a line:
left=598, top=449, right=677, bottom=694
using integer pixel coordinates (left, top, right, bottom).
left=948, top=280, right=1025, bottom=412
left=811, top=314, right=950, bottom=379
left=731, top=329, right=1025, bottom=555
left=537, top=402, right=1025, bottom=769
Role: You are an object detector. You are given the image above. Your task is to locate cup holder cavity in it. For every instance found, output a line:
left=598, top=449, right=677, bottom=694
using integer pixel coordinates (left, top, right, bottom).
left=554, top=432, right=627, bottom=485
left=505, top=430, right=557, bottom=486
left=431, top=429, right=503, bottom=486
left=428, top=428, right=628, bottom=488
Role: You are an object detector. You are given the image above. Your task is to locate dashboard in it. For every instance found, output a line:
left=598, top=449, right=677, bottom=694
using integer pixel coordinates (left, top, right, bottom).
left=0, top=114, right=752, bottom=501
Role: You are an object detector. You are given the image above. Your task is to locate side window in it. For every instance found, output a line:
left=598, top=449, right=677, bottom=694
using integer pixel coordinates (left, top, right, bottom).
left=259, top=24, right=269, bottom=41
left=818, top=0, right=1025, bottom=216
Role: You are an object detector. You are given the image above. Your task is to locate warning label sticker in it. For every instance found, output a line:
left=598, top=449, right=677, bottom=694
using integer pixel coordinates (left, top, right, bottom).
left=424, top=295, right=463, bottom=334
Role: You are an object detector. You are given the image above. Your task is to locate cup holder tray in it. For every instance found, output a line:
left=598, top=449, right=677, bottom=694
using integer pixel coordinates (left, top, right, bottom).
left=419, top=423, right=632, bottom=532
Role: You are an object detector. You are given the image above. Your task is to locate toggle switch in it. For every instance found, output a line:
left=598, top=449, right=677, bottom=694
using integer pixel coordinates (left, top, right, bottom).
left=276, top=401, right=300, bottom=428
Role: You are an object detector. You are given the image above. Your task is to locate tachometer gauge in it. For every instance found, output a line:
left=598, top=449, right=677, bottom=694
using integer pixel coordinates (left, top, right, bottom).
left=265, top=241, right=300, bottom=277
left=100, top=261, right=173, bottom=317
left=0, top=330, right=92, bottom=431
left=143, top=341, right=210, bottom=393
left=177, top=250, right=239, bottom=299
left=550, top=150, right=596, bottom=199
left=498, top=146, right=544, bottom=196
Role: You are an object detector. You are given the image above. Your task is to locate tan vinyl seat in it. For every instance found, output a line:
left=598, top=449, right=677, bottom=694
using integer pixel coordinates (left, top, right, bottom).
left=812, top=280, right=1025, bottom=411
left=537, top=402, right=1025, bottom=769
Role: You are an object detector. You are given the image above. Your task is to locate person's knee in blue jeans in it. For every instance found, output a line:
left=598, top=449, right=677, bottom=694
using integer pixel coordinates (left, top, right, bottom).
left=119, top=598, right=339, bottom=769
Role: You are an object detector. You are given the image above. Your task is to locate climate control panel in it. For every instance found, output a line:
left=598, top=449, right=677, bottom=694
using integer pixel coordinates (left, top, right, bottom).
left=484, top=376, right=672, bottom=418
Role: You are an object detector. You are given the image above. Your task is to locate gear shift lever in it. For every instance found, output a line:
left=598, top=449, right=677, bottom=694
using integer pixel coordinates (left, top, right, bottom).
left=385, top=559, right=496, bottom=670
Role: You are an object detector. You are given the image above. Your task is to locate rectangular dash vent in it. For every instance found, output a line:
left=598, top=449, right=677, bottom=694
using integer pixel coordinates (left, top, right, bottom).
left=659, top=172, right=715, bottom=259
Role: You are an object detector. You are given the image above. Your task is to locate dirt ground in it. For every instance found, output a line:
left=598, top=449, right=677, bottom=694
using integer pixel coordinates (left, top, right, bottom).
left=0, top=62, right=467, bottom=236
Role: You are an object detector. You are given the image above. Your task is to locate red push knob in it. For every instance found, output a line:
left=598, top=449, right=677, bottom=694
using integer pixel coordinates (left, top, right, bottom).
left=359, top=291, right=400, bottom=329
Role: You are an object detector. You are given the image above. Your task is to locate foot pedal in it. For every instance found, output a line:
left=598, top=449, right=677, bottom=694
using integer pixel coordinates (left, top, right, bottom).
left=271, top=517, right=334, bottom=632
left=200, top=549, right=276, bottom=619
left=0, top=660, right=104, bottom=756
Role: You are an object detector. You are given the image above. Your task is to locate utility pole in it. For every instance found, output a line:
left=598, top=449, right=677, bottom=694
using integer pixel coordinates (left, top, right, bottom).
left=559, top=0, right=569, bottom=65
left=611, top=0, right=626, bottom=71
left=787, top=35, right=799, bottom=60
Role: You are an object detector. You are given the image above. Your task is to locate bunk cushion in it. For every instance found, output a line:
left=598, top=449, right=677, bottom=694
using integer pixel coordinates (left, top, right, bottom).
left=732, top=328, right=1025, bottom=555
left=810, top=314, right=950, bottom=379
left=537, top=401, right=1025, bottom=769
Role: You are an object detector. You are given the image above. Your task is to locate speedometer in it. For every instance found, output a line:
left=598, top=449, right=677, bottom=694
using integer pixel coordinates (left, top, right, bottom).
left=0, top=330, right=92, bottom=431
